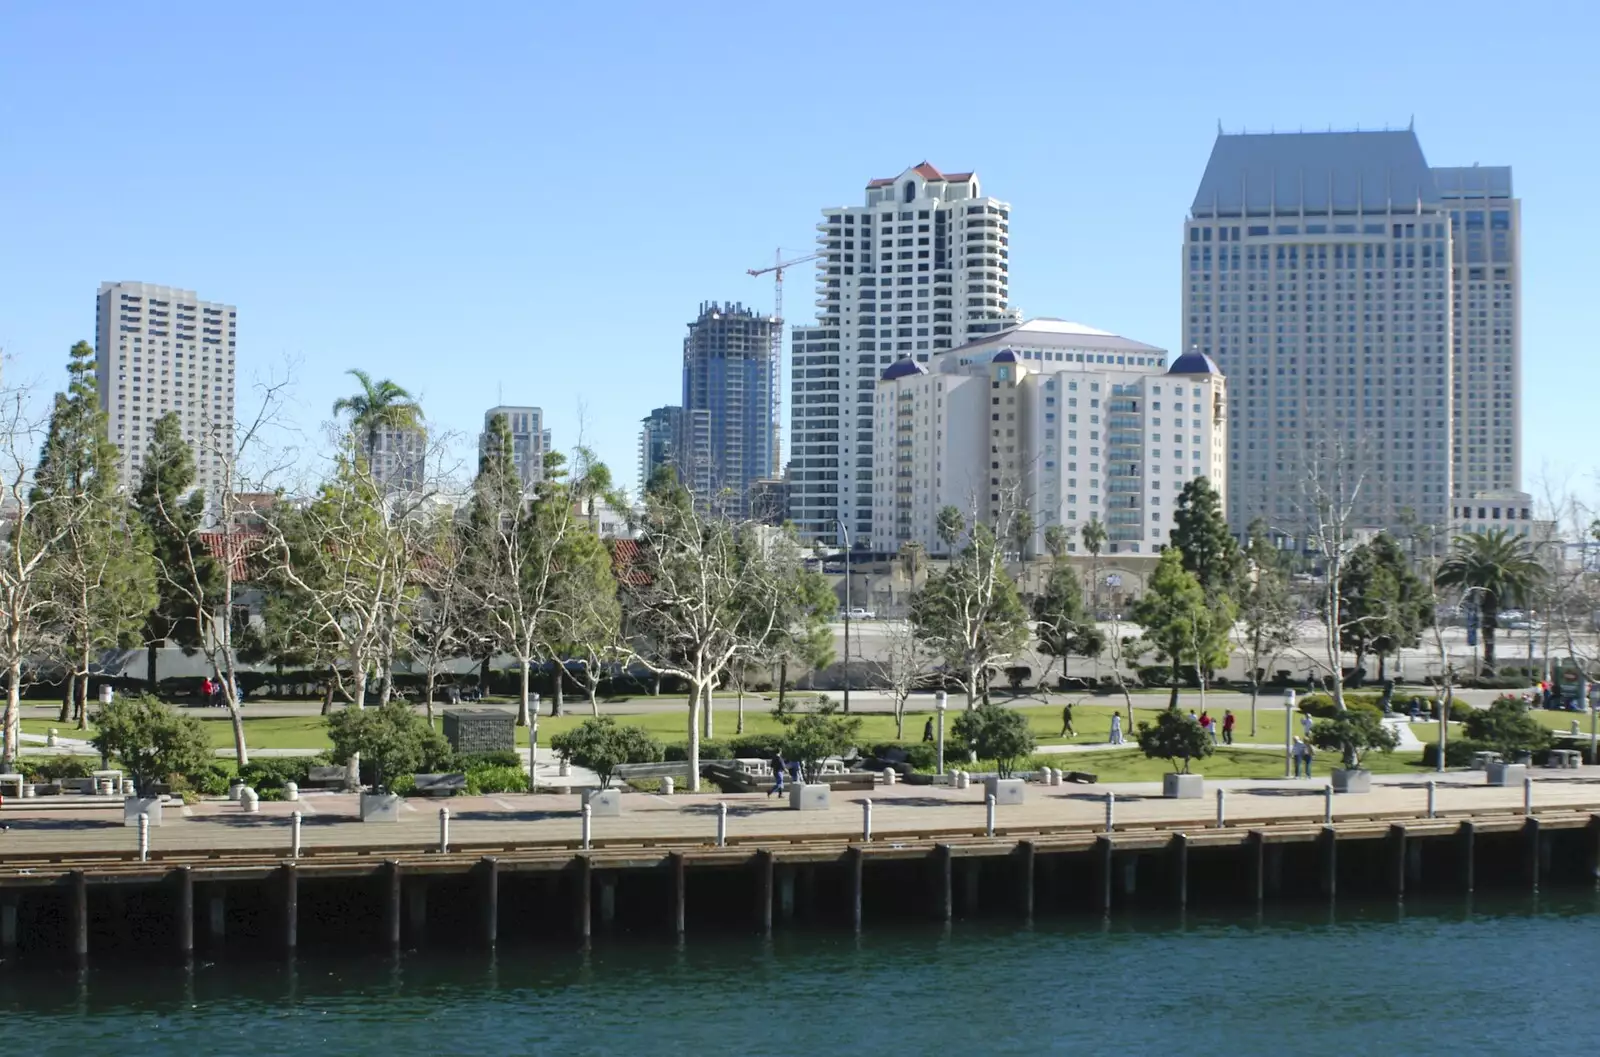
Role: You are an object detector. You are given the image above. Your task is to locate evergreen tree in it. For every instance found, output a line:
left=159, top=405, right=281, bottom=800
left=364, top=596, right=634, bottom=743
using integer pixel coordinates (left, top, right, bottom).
left=1132, top=547, right=1234, bottom=709
left=133, top=412, right=215, bottom=690
left=1170, top=476, right=1242, bottom=602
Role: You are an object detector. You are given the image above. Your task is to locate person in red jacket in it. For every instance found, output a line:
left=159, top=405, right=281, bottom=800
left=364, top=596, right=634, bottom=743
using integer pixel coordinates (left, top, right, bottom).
left=1222, top=710, right=1236, bottom=746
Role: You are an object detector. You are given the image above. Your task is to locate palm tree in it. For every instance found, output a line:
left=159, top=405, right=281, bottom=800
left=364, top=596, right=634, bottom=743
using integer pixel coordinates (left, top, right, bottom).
left=898, top=540, right=926, bottom=596
left=1080, top=517, right=1108, bottom=615
left=1435, top=528, right=1545, bottom=673
left=1044, top=524, right=1070, bottom=564
left=331, top=369, right=422, bottom=464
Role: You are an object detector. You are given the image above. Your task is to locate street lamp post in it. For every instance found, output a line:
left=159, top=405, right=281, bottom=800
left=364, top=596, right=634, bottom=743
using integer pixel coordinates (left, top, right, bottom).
left=835, top=518, right=851, bottom=715
left=935, top=691, right=948, bottom=776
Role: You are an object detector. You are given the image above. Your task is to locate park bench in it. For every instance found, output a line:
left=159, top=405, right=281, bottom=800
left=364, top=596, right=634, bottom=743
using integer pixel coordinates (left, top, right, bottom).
left=413, top=773, right=466, bottom=797
left=733, top=758, right=772, bottom=778
left=306, top=765, right=349, bottom=789
left=1545, top=749, right=1582, bottom=770
left=1471, top=751, right=1503, bottom=771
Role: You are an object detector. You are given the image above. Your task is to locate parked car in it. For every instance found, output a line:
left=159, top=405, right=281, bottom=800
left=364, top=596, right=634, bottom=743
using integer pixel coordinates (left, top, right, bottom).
left=843, top=607, right=876, bottom=620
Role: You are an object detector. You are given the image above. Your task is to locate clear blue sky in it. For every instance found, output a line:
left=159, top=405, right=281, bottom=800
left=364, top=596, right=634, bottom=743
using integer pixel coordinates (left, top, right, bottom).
left=2, top=1, right=1595, bottom=501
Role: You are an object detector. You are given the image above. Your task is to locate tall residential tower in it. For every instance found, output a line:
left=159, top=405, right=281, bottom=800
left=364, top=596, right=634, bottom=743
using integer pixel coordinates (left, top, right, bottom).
left=680, top=302, right=777, bottom=516
left=479, top=405, right=550, bottom=490
left=790, top=163, right=1020, bottom=546
left=1184, top=129, right=1519, bottom=537
left=95, top=281, right=237, bottom=506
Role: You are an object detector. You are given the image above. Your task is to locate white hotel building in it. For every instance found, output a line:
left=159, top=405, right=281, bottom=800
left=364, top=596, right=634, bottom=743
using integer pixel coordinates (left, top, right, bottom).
left=872, top=319, right=1227, bottom=557
left=790, top=163, right=1021, bottom=547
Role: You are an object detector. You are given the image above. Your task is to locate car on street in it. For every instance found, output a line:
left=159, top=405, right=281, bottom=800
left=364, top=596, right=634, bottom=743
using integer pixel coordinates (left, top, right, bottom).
left=842, top=607, right=876, bottom=621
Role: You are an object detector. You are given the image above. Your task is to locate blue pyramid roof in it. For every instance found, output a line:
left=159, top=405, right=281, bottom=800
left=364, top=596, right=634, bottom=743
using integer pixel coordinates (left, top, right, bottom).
left=880, top=358, right=928, bottom=382
left=1168, top=351, right=1221, bottom=375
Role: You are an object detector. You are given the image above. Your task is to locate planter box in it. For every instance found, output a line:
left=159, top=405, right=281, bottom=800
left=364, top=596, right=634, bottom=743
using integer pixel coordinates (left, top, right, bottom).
left=1331, top=768, right=1372, bottom=794
left=1486, top=762, right=1528, bottom=787
left=583, top=788, right=622, bottom=818
left=984, top=777, right=1025, bottom=805
left=789, top=783, right=830, bottom=811
left=359, top=792, right=402, bottom=822
left=123, top=797, right=163, bottom=827
left=1163, top=773, right=1204, bottom=799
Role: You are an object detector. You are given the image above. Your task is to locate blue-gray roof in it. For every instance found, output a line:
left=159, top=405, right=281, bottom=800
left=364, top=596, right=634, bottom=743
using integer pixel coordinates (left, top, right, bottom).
left=1168, top=351, right=1221, bottom=376
left=1191, top=130, right=1439, bottom=216
left=1432, top=165, right=1513, bottom=199
left=880, top=358, right=928, bottom=382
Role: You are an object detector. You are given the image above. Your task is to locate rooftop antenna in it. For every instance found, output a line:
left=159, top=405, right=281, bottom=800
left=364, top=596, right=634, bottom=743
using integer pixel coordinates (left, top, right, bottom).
left=1409, top=114, right=1415, bottom=131
left=1217, top=118, right=1223, bottom=135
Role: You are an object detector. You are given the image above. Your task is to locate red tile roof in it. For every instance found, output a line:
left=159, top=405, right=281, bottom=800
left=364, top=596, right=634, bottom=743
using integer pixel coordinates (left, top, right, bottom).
left=609, top=538, right=652, bottom=587
left=866, top=163, right=973, bottom=189
left=197, top=530, right=269, bottom=581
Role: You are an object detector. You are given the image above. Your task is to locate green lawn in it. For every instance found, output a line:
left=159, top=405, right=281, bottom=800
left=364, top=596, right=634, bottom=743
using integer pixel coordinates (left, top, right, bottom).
left=1041, top=745, right=1429, bottom=783
left=21, top=715, right=333, bottom=751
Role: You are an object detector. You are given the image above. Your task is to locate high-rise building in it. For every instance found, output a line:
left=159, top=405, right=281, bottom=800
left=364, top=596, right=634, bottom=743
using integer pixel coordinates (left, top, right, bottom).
left=872, top=320, right=1224, bottom=557
left=368, top=425, right=427, bottom=492
left=638, top=405, right=683, bottom=494
left=479, top=405, right=550, bottom=490
left=1185, top=128, right=1519, bottom=537
left=94, top=281, right=237, bottom=506
left=679, top=302, right=778, bottom=516
left=791, top=163, right=1021, bottom=547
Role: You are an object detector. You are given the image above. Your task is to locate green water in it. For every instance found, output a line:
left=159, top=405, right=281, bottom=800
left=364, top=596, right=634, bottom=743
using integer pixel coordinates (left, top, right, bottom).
left=2, top=895, right=1596, bottom=1055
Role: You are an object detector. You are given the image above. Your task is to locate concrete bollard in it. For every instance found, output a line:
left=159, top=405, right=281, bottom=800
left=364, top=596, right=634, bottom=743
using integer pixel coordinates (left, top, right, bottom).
left=1104, top=791, right=1115, bottom=833
left=582, top=802, right=592, bottom=850
left=862, top=798, right=873, bottom=843
left=240, top=787, right=259, bottom=814
left=1426, top=779, right=1437, bottom=819
left=1052, top=767, right=1063, bottom=787
left=1216, top=788, right=1227, bottom=829
left=1572, top=720, right=1582, bottom=737
left=986, top=793, right=996, bottom=837
left=661, top=776, right=674, bottom=797
left=284, top=781, right=299, bottom=803
left=438, top=807, right=450, bottom=853
left=883, top=768, right=897, bottom=786
left=559, top=758, right=571, bottom=778
left=228, top=779, right=244, bottom=803
left=138, top=812, right=149, bottom=862
left=1323, top=785, right=1333, bottom=824
left=716, top=802, right=727, bottom=847
left=46, top=728, right=57, bottom=748
left=1524, top=775, right=1533, bottom=816
left=291, top=811, right=302, bottom=858
left=955, top=771, right=970, bottom=791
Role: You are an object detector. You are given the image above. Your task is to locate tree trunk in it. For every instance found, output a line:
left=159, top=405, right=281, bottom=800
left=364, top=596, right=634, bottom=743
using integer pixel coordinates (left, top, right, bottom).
left=703, top=681, right=714, bottom=740
left=1249, top=683, right=1259, bottom=738
left=587, top=675, right=600, bottom=717
left=480, top=654, right=492, bottom=696
left=1484, top=622, right=1497, bottom=672
left=58, top=674, right=70, bottom=723
left=736, top=681, right=745, bottom=735
left=965, top=663, right=979, bottom=710
left=1168, top=659, right=1180, bottom=710
left=652, top=671, right=662, bottom=696
left=223, top=683, right=249, bottom=768
left=321, top=664, right=336, bottom=716
left=895, top=696, right=905, bottom=740
left=686, top=678, right=703, bottom=793
left=1377, top=652, right=1388, bottom=683
left=2, top=659, right=20, bottom=769
left=75, top=672, right=88, bottom=730
left=516, top=659, right=531, bottom=726
left=424, top=670, right=436, bottom=728
left=146, top=641, right=159, bottom=694
left=778, top=659, right=788, bottom=711
left=551, top=666, right=565, bottom=717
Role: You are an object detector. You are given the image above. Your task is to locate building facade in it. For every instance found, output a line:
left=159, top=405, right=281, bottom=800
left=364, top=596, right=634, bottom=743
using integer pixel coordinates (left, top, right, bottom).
left=94, top=281, right=237, bottom=505
left=368, top=425, right=426, bottom=492
left=479, top=405, right=549, bottom=490
left=1184, top=129, right=1519, bottom=538
left=680, top=302, right=778, bottom=516
left=791, top=163, right=1021, bottom=547
left=872, top=319, right=1225, bottom=557
left=637, top=405, right=683, bottom=495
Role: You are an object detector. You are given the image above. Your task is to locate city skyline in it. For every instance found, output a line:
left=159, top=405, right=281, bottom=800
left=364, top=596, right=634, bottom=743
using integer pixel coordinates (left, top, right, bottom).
left=1, top=4, right=1592, bottom=514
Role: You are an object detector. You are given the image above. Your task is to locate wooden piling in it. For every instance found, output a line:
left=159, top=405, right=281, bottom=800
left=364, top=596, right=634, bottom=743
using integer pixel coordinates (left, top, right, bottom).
left=282, top=863, right=298, bottom=952
left=1248, top=831, right=1266, bottom=906
left=1588, top=814, right=1600, bottom=883
left=1460, top=821, right=1476, bottom=893
left=208, top=891, right=226, bottom=945
left=1389, top=824, right=1408, bottom=898
left=1524, top=818, right=1542, bottom=892
left=406, top=878, right=427, bottom=944
left=848, top=846, right=864, bottom=933
left=384, top=861, right=402, bottom=949
left=1017, top=841, right=1036, bottom=918
left=70, top=870, right=87, bottom=960
left=176, top=866, right=193, bottom=957
left=1, top=895, right=17, bottom=955
left=574, top=855, right=592, bottom=939
left=481, top=857, right=499, bottom=947
left=1171, top=833, right=1189, bottom=908
left=756, top=850, right=774, bottom=933
left=961, top=859, right=980, bottom=916
left=1318, top=826, right=1337, bottom=899
left=669, top=852, right=686, bottom=935
left=933, top=844, right=953, bottom=922
left=1095, top=836, right=1114, bottom=914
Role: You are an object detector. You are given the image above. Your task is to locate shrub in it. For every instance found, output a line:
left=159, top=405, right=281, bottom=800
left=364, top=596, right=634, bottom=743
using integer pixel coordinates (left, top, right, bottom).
left=22, top=756, right=94, bottom=784
left=1137, top=665, right=1173, bottom=688
left=1136, top=710, right=1211, bottom=774
left=1309, top=710, right=1400, bottom=770
left=1463, top=699, right=1552, bottom=760
left=949, top=703, right=1037, bottom=778
left=387, top=774, right=417, bottom=796
left=726, top=733, right=785, bottom=759
left=1421, top=738, right=1488, bottom=769
left=665, top=739, right=729, bottom=762
left=326, top=700, right=452, bottom=791
left=190, top=764, right=233, bottom=797
left=549, top=718, right=665, bottom=787
left=465, top=765, right=527, bottom=795
left=1296, top=693, right=1384, bottom=720
left=455, top=750, right=522, bottom=770
left=239, top=758, right=314, bottom=791
left=778, top=700, right=863, bottom=783
left=90, top=694, right=212, bottom=793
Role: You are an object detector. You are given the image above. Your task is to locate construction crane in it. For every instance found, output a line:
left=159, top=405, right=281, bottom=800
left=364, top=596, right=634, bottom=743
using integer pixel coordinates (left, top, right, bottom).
left=748, top=249, right=823, bottom=477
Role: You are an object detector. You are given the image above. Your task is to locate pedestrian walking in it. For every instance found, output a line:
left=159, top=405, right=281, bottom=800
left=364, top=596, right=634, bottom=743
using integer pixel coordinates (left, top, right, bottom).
left=1292, top=737, right=1307, bottom=777
left=922, top=717, right=935, bottom=743
left=1060, top=702, right=1076, bottom=738
left=769, top=754, right=787, bottom=798
left=1187, top=709, right=1199, bottom=728
left=1222, top=710, right=1235, bottom=746
left=1199, top=710, right=1216, bottom=744
left=1109, top=712, right=1124, bottom=746
left=199, top=676, right=213, bottom=707
left=1301, top=711, right=1313, bottom=739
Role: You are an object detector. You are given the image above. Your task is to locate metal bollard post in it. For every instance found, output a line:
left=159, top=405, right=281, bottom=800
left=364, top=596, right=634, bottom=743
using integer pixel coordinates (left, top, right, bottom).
left=438, top=807, right=450, bottom=854
left=1104, top=790, right=1115, bottom=833
left=1524, top=775, right=1533, bottom=816
left=138, top=811, right=149, bottom=862
left=862, top=798, right=873, bottom=843
left=291, top=810, right=302, bottom=859
left=582, top=802, right=593, bottom=850
left=1216, top=788, right=1226, bottom=829
left=1426, top=780, right=1437, bottom=819
left=986, top=793, right=996, bottom=837
left=716, top=802, right=727, bottom=848
left=1323, top=785, right=1333, bottom=824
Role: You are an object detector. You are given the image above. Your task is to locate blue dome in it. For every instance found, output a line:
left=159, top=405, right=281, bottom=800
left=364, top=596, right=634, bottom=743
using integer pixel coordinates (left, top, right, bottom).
left=1168, top=351, right=1221, bottom=375
left=880, top=358, right=928, bottom=382
left=991, top=349, right=1018, bottom=363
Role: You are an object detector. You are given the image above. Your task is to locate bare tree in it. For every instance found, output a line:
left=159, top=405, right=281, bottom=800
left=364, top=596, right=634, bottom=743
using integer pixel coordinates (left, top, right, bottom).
left=1234, top=518, right=1298, bottom=736
left=876, top=616, right=932, bottom=739
left=403, top=507, right=472, bottom=726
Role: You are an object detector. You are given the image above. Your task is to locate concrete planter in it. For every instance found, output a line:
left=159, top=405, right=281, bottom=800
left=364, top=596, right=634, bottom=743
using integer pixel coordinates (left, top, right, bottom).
left=984, top=777, right=1025, bottom=805
left=789, top=783, right=830, bottom=811
left=123, top=797, right=163, bottom=827
left=1486, top=762, right=1528, bottom=787
left=583, top=788, right=622, bottom=818
left=359, top=792, right=402, bottom=822
left=1331, top=768, right=1372, bottom=794
left=1163, top=773, right=1204, bottom=799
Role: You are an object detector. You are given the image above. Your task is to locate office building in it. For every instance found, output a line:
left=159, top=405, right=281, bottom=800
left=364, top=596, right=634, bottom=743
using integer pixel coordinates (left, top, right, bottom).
left=368, top=425, right=426, bottom=492
left=479, top=405, right=550, bottom=490
left=872, top=319, right=1225, bottom=557
left=791, top=163, right=1021, bottom=547
left=1185, top=128, right=1519, bottom=536
left=680, top=302, right=778, bottom=515
left=95, top=281, right=236, bottom=506
left=638, top=405, right=683, bottom=494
